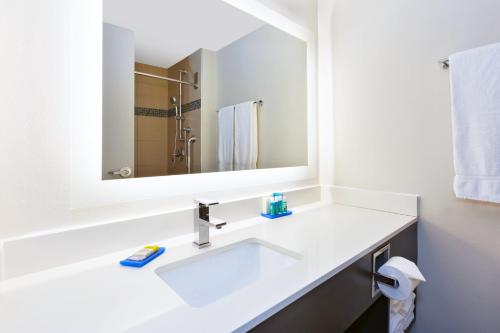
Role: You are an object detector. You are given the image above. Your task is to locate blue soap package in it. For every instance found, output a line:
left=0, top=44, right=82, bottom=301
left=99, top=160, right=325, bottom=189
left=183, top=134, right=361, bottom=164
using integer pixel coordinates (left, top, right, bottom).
left=120, top=247, right=165, bottom=268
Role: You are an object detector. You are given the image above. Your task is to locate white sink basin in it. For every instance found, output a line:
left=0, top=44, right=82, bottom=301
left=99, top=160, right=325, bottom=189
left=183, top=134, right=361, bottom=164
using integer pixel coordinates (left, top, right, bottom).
left=155, top=239, right=300, bottom=307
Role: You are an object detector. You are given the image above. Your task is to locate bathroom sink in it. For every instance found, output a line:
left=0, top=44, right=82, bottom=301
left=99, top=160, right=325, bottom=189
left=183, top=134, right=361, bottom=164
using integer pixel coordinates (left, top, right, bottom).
left=155, top=239, right=300, bottom=307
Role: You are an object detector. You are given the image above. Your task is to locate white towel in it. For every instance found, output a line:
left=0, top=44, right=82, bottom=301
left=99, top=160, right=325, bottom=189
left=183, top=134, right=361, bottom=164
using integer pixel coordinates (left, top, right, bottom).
left=389, top=311, right=405, bottom=333
left=391, top=292, right=416, bottom=316
left=234, top=101, right=259, bottom=170
left=403, top=305, right=415, bottom=329
left=450, top=42, right=500, bottom=203
left=217, top=106, right=235, bottom=171
left=390, top=303, right=415, bottom=333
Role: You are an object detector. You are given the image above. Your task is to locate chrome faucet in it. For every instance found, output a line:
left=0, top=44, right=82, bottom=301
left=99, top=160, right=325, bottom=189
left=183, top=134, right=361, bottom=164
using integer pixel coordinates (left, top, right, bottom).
left=193, top=199, right=227, bottom=248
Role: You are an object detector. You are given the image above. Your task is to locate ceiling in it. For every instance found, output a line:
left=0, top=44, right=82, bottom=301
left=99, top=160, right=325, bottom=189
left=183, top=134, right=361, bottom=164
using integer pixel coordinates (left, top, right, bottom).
left=255, top=0, right=317, bottom=30
left=104, top=0, right=266, bottom=68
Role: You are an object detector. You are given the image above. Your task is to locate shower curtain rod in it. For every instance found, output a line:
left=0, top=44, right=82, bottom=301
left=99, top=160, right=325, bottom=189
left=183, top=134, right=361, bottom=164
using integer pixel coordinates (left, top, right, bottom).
left=134, top=71, right=198, bottom=88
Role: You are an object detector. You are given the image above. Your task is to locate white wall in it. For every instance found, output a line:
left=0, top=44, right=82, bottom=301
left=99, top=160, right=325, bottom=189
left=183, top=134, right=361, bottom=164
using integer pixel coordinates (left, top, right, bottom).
left=216, top=25, right=308, bottom=169
left=201, top=49, right=219, bottom=173
left=316, top=0, right=335, bottom=185
left=0, top=0, right=72, bottom=237
left=102, top=23, right=135, bottom=180
left=330, top=1, right=500, bottom=332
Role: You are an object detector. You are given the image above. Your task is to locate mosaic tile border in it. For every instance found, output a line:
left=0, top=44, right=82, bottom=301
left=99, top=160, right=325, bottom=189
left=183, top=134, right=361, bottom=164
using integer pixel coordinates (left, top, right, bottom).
left=135, top=99, right=201, bottom=118
left=181, top=99, right=201, bottom=114
left=134, top=107, right=169, bottom=117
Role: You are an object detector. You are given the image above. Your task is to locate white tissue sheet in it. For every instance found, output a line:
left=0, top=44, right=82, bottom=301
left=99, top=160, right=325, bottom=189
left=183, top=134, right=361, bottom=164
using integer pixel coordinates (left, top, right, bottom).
left=389, top=311, right=405, bottom=333
left=391, top=292, right=416, bottom=315
left=389, top=304, right=415, bottom=333
left=377, top=256, right=425, bottom=301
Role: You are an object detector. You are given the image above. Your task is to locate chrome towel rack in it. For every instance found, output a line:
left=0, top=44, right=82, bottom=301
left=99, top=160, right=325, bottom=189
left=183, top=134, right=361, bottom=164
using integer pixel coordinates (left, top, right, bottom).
left=439, top=58, right=450, bottom=70
left=216, top=100, right=263, bottom=112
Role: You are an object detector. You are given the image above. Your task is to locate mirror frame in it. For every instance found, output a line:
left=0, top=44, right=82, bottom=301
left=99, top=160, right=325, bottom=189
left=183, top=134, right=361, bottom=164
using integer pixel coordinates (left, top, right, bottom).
left=70, top=0, right=317, bottom=209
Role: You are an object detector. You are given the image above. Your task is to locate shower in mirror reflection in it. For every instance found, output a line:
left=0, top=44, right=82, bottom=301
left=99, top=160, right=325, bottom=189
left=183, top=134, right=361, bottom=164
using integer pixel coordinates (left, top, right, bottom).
left=132, top=58, right=201, bottom=177
left=102, top=0, right=308, bottom=179
left=169, top=69, right=199, bottom=174
left=170, top=96, right=180, bottom=163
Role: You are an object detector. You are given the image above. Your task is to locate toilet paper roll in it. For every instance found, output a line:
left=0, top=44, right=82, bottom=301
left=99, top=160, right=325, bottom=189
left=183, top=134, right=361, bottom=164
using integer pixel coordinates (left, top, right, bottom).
left=377, top=256, right=425, bottom=301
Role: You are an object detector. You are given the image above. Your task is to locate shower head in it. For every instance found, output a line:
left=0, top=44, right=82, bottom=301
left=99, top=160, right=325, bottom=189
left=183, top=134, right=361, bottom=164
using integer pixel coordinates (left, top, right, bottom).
left=170, top=96, right=177, bottom=105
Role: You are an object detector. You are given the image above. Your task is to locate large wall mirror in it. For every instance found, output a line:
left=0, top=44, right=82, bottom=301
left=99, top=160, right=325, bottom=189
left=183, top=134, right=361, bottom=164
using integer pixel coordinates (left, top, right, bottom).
left=102, top=0, right=308, bottom=180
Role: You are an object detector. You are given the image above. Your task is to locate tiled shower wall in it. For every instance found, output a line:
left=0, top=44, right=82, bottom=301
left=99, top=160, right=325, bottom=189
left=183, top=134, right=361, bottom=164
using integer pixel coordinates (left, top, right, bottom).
left=167, top=49, right=202, bottom=175
left=134, top=50, right=202, bottom=177
left=134, top=62, right=170, bottom=177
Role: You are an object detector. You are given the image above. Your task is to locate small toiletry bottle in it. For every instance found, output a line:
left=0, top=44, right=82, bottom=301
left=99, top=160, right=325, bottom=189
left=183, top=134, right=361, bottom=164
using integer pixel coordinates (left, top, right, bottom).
left=261, top=197, right=268, bottom=214
left=281, top=196, right=287, bottom=213
left=275, top=196, right=282, bottom=215
left=275, top=196, right=281, bottom=214
left=268, top=196, right=275, bottom=215
left=276, top=192, right=284, bottom=214
left=272, top=193, right=280, bottom=215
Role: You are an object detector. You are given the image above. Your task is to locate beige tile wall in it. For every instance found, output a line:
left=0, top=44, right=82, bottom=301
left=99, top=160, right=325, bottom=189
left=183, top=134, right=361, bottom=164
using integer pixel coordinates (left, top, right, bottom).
left=134, top=62, right=169, bottom=177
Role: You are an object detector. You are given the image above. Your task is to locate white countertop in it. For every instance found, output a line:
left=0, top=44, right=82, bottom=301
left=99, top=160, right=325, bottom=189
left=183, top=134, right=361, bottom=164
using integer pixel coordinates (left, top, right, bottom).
left=0, top=202, right=417, bottom=333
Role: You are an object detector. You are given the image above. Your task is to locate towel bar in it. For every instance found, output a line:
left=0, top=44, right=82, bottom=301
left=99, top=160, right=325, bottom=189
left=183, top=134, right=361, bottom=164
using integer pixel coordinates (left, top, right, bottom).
left=216, top=100, right=263, bottom=112
left=439, top=58, right=449, bottom=69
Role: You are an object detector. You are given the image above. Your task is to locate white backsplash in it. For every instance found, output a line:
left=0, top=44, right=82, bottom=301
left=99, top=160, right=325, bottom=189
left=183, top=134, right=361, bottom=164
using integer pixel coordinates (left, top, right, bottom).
left=1, top=186, right=321, bottom=280
left=0, top=185, right=420, bottom=281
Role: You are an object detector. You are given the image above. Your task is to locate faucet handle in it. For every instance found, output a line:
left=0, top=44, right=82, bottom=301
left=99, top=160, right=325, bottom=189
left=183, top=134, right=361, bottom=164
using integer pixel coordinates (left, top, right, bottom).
left=194, top=198, right=219, bottom=207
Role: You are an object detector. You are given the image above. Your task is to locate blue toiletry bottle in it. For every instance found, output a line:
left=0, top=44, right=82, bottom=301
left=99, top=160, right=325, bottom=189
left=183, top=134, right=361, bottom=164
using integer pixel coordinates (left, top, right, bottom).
left=282, top=196, right=287, bottom=213
left=268, top=196, right=276, bottom=215
left=273, top=192, right=283, bottom=214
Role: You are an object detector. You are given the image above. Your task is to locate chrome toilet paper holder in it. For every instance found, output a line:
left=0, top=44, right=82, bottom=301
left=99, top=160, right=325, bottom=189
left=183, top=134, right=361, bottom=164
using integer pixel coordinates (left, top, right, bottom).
left=373, top=272, right=399, bottom=288
left=372, top=243, right=399, bottom=297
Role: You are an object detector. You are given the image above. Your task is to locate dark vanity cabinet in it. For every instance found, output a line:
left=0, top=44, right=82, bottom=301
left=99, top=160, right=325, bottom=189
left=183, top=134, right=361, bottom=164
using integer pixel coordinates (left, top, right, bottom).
left=250, top=223, right=418, bottom=333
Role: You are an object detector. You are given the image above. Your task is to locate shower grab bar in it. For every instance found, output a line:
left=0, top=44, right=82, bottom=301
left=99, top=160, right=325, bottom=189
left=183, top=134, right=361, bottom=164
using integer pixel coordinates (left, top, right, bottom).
left=187, top=137, right=197, bottom=174
left=134, top=71, right=198, bottom=89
